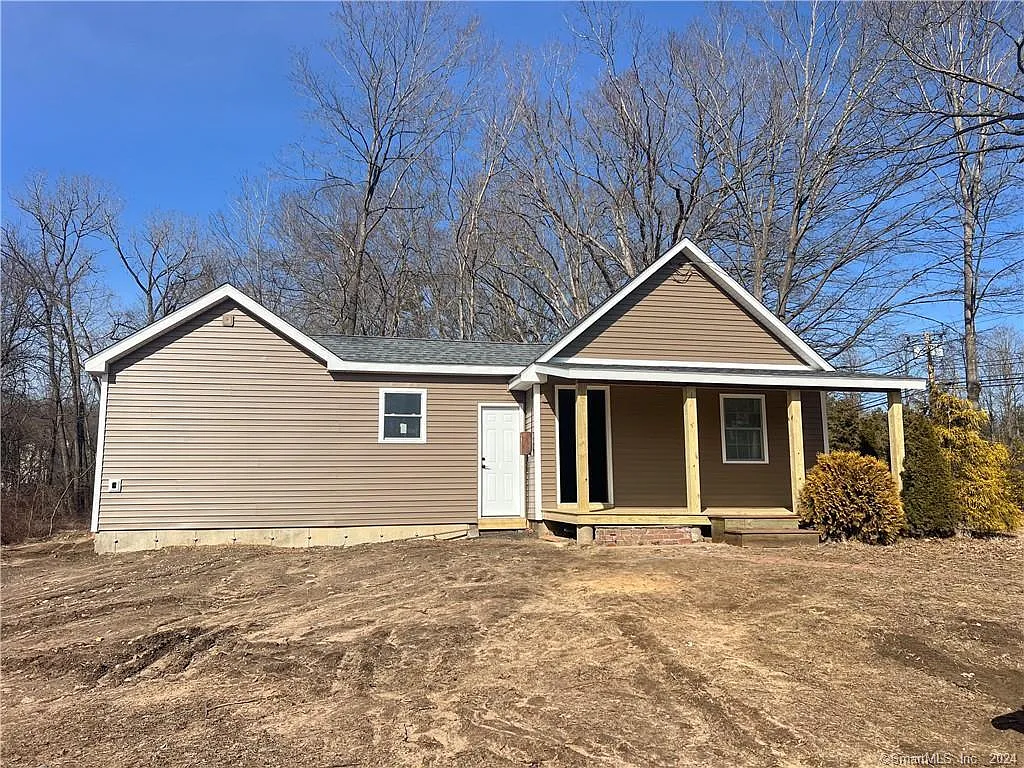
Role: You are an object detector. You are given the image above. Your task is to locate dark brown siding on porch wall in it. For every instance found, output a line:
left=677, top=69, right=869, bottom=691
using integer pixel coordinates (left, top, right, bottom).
left=99, top=300, right=522, bottom=531
left=610, top=386, right=686, bottom=507
left=561, top=256, right=805, bottom=365
left=801, top=390, right=826, bottom=470
left=697, top=388, right=792, bottom=509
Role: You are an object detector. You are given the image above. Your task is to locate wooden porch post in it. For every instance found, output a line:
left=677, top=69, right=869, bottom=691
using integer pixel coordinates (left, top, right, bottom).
left=887, top=390, right=905, bottom=492
left=787, top=391, right=806, bottom=513
left=575, top=383, right=590, bottom=515
left=683, top=387, right=701, bottom=515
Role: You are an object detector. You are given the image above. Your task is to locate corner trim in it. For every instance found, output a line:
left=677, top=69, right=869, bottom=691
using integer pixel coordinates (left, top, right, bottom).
left=90, top=374, right=109, bottom=533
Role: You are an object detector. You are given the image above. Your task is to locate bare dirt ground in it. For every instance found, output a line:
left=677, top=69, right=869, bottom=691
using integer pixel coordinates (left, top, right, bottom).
left=2, top=533, right=1021, bottom=768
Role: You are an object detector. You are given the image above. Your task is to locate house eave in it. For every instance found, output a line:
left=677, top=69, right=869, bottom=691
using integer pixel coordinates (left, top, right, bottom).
left=528, top=363, right=925, bottom=392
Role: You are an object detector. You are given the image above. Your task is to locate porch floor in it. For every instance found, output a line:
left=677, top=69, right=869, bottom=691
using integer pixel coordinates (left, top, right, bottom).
left=541, top=507, right=709, bottom=526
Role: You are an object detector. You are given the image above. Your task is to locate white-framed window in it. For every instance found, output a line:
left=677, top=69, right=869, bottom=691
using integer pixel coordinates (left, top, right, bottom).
left=378, top=389, right=427, bottom=443
left=720, top=393, right=769, bottom=464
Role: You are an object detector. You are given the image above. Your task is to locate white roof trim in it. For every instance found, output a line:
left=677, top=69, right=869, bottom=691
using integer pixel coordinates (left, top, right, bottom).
left=84, top=285, right=346, bottom=374
left=556, top=356, right=812, bottom=371
left=334, top=362, right=523, bottom=376
left=535, top=238, right=835, bottom=372
left=531, top=363, right=924, bottom=391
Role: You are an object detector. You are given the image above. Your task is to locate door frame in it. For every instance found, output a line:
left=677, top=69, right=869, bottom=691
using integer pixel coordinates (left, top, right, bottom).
left=477, top=402, right=526, bottom=518
left=553, top=384, right=615, bottom=506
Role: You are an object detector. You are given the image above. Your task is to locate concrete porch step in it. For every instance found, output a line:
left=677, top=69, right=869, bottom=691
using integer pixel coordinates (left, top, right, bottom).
left=722, top=528, right=821, bottom=547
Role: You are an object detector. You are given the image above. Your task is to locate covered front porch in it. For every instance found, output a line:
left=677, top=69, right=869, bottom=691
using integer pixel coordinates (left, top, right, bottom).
left=520, top=366, right=922, bottom=545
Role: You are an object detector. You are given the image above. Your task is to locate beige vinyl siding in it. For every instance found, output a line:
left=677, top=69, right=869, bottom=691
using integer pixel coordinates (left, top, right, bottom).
left=99, top=300, right=521, bottom=531
left=697, top=388, right=792, bottom=509
left=537, top=383, right=821, bottom=512
left=562, top=256, right=804, bottom=365
left=609, top=386, right=686, bottom=507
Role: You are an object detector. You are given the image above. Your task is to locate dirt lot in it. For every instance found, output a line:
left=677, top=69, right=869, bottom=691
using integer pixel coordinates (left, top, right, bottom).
left=2, top=533, right=1021, bottom=767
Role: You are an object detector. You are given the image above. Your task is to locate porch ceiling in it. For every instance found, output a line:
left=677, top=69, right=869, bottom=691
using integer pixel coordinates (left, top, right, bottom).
left=517, top=362, right=925, bottom=392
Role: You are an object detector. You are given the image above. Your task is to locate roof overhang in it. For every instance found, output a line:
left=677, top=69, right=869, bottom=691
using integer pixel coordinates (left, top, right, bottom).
left=510, top=362, right=925, bottom=392
left=532, top=237, right=836, bottom=372
left=85, top=285, right=347, bottom=376
left=85, top=284, right=532, bottom=378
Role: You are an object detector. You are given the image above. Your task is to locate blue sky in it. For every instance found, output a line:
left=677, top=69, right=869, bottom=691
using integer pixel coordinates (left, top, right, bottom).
left=3, top=2, right=1016, bottom=350
left=2, top=2, right=695, bottom=223
left=2, top=1, right=697, bottom=295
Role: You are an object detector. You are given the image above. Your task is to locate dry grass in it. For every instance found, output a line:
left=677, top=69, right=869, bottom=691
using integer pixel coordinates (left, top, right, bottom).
left=2, top=533, right=1021, bottom=767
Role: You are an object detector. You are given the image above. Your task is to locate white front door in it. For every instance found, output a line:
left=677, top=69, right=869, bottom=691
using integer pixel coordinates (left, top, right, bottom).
left=479, top=405, right=522, bottom=517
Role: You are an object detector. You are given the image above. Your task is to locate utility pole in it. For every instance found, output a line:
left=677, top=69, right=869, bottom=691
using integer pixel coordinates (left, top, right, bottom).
left=924, top=331, right=936, bottom=394
left=916, top=331, right=944, bottom=413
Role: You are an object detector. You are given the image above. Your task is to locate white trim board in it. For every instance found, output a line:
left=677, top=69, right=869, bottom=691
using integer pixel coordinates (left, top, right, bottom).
left=335, top=361, right=523, bottom=376
left=534, top=238, right=835, bottom=372
left=84, top=284, right=345, bottom=375
left=530, top=364, right=926, bottom=392
left=557, top=356, right=812, bottom=371
left=89, top=374, right=109, bottom=533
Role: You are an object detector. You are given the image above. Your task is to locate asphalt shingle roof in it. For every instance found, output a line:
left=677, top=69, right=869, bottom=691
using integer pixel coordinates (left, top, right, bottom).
left=312, top=335, right=548, bottom=367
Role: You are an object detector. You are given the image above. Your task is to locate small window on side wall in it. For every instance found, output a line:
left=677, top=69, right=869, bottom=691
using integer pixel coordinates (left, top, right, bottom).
left=379, top=389, right=427, bottom=443
left=720, top=394, right=768, bottom=463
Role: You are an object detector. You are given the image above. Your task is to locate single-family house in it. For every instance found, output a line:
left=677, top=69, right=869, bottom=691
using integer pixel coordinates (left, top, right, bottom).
left=84, top=238, right=925, bottom=552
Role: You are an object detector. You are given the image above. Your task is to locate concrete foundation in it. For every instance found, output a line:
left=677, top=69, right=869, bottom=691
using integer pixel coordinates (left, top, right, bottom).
left=576, top=524, right=595, bottom=546
left=94, top=523, right=478, bottom=554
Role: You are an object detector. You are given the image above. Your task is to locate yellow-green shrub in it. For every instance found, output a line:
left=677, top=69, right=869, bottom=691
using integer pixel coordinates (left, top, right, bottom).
left=931, top=392, right=1022, bottom=534
left=799, top=451, right=905, bottom=544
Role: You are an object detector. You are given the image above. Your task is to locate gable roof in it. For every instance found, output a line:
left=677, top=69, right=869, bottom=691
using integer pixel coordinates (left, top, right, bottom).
left=84, top=285, right=346, bottom=375
left=84, top=284, right=543, bottom=377
left=535, top=238, right=835, bottom=372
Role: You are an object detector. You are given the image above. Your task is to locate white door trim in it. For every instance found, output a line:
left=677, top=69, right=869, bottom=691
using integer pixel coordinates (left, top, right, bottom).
left=477, top=403, right=526, bottom=518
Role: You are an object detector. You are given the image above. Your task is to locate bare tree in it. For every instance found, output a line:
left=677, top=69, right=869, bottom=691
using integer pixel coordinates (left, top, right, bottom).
left=874, top=1, right=1024, bottom=404
left=2, top=174, right=110, bottom=525
left=291, top=2, right=486, bottom=334
left=105, top=211, right=205, bottom=330
left=680, top=3, right=941, bottom=359
left=979, top=326, right=1024, bottom=444
left=209, top=174, right=288, bottom=310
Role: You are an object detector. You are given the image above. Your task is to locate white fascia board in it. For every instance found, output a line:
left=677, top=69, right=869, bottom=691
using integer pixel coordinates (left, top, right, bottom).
left=557, top=356, right=813, bottom=371
left=533, top=364, right=926, bottom=391
left=509, top=365, right=547, bottom=391
left=534, top=237, right=835, bottom=372
left=84, top=285, right=346, bottom=374
left=333, top=362, right=524, bottom=376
